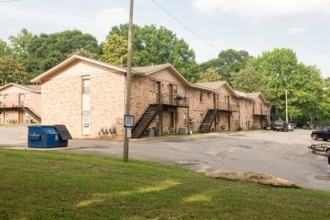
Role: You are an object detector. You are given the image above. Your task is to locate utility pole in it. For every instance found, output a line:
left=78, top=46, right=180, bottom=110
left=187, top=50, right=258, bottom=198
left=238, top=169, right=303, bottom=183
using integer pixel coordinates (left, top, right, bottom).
left=123, top=0, right=134, bottom=162
left=285, top=89, right=288, bottom=124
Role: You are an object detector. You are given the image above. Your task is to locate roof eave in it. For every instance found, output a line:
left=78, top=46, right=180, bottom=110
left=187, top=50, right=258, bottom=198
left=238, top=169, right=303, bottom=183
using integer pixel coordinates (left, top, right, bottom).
left=0, top=83, right=41, bottom=93
left=31, top=55, right=127, bottom=84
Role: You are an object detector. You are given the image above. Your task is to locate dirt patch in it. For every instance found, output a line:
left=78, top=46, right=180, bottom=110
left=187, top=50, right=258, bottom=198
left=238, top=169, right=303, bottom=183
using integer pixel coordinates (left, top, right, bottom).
left=208, top=169, right=299, bottom=188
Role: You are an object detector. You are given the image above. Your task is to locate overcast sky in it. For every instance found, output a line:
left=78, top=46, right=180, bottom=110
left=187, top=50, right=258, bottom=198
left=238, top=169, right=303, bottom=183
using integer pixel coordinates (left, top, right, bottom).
left=1, top=0, right=330, bottom=78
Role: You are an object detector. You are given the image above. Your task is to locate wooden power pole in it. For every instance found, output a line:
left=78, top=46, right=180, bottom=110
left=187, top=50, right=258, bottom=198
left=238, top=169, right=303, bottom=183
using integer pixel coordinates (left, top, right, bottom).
left=123, top=0, right=134, bottom=161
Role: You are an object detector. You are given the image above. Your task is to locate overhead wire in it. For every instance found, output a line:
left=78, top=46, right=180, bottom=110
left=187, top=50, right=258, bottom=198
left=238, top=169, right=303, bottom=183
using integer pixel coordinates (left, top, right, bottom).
left=0, top=0, right=20, bottom=3
left=150, top=0, right=220, bottom=53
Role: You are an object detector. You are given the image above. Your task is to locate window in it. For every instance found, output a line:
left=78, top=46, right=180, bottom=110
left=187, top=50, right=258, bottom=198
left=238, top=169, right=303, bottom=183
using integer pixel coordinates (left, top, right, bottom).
left=150, top=80, right=160, bottom=92
left=4, top=94, right=8, bottom=100
left=149, top=80, right=154, bottom=91
left=82, top=77, right=90, bottom=94
left=200, top=92, right=203, bottom=102
left=173, top=85, right=178, bottom=95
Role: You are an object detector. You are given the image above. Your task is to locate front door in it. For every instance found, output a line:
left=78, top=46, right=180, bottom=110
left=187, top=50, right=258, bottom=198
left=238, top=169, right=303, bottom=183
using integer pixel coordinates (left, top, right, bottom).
left=169, top=84, right=173, bottom=104
left=156, top=81, right=161, bottom=103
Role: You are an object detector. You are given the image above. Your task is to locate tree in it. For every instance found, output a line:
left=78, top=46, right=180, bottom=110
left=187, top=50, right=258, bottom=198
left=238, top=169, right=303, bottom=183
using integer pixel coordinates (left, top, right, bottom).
left=9, top=29, right=101, bottom=78
left=200, top=49, right=251, bottom=83
left=9, top=29, right=36, bottom=76
left=231, top=65, right=268, bottom=95
left=105, top=24, right=198, bottom=81
left=101, top=34, right=128, bottom=65
left=0, top=56, right=29, bottom=86
left=0, top=39, right=12, bottom=56
left=197, top=68, right=222, bottom=82
left=251, top=48, right=326, bottom=125
left=9, top=29, right=35, bottom=56
left=68, top=48, right=100, bottom=60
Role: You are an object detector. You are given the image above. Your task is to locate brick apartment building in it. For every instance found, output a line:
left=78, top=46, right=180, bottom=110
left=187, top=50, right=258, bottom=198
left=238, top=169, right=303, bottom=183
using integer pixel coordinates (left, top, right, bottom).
left=31, top=55, right=270, bottom=138
left=0, top=83, right=41, bottom=124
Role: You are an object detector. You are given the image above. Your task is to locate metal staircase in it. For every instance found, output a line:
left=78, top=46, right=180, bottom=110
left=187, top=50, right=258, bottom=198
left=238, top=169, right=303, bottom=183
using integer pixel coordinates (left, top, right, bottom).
left=199, top=109, right=218, bottom=133
left=132, top=104, right=163, bottom=138
left=22, top=107, right=41, bottom=123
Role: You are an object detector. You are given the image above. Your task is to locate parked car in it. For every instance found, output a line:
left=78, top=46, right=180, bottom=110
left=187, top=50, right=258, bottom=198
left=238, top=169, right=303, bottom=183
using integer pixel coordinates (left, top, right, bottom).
left=311, top=126, right=330, bottom=141
left=287, top=123, right=294, bottom=131
left=289, top=121, right=297, bottom=129
left=272, top=120, right=288, bottom=132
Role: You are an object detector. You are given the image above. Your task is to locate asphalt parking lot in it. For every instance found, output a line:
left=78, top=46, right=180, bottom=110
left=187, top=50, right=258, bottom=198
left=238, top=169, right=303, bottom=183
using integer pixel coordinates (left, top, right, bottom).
left=1, top=126, right=330, bottom=191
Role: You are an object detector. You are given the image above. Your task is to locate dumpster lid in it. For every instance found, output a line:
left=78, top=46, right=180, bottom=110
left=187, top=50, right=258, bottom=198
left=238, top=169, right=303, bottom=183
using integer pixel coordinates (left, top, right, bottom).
left=54, top=125, right=72, bottom=140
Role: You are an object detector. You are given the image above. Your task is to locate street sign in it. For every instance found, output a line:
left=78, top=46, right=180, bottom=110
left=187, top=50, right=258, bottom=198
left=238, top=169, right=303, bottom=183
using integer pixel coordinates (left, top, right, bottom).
left=124, top=115, right=134, bottom=128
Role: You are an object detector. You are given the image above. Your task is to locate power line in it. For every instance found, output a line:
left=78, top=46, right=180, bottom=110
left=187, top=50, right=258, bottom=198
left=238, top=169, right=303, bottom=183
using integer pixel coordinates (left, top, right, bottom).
left=0, top=0, right=20, bottom=3
left=151, top=0, right=220, bottom=53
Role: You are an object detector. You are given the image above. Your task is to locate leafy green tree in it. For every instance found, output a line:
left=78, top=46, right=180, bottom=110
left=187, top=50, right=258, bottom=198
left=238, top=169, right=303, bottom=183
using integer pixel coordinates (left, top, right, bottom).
left=9, top=29, right=36, bottom=75
left=197, top=68, right=222, bottom=82
left=0, top=39, right=12, bottom=56
left=251, top=48, right=326, bottom=125
left=68, top=48, right=100, bottom=60
left=0, top=56, right=29, bottom=86
left=9, top=29, right=35, bottom=56
left=231, top=65, right=268, bottom=94
left=200, top=49, right=251, bottom=83
left=9, top=29, right=101, bottom=78
left=106, top=24, right=198, bottom=81
left=101, top=34, right=128, bottom=65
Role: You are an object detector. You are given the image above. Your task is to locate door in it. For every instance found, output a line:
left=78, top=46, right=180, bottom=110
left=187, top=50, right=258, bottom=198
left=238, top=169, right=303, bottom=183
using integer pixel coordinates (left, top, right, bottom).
left=213, top=94, right=217, bottom=109
left=156, top=81, right=161, bottom=103
left=169, top=84, right=173, bottom=104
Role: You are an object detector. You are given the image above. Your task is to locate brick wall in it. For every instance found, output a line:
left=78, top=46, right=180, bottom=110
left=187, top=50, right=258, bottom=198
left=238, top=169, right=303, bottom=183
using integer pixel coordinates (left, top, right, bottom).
left=238, top=98, right=254, bottom=129
left=131, top=70, right=192, bottom=135
left=0, top=85, right=41, bottom=124
left=41, top=61, right=125, bottom=138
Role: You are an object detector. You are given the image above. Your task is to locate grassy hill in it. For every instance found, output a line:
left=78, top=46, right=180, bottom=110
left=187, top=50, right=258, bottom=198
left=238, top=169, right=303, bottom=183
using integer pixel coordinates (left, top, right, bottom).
left=0, top=148, right=329, bottom=219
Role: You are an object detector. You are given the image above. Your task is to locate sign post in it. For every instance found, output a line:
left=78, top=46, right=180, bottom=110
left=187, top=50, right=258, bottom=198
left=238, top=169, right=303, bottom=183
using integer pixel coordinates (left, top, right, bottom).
left=123, top=0, right=134, bottom=162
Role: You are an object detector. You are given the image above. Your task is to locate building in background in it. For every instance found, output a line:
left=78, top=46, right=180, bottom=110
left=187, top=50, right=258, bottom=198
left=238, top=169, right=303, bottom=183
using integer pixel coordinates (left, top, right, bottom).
left=31, top=55, right=270, bottom=139
left=0, top=83, right=41, bottom=124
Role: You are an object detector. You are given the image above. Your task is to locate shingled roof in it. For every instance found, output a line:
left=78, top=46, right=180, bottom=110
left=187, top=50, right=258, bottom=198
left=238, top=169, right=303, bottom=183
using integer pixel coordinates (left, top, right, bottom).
left=0, top=83, right=41, bottom=93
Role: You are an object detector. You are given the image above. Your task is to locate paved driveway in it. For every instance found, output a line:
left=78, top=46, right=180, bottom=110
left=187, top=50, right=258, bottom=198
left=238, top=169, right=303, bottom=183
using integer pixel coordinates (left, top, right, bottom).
left=1, top=126, right=329, bottom=191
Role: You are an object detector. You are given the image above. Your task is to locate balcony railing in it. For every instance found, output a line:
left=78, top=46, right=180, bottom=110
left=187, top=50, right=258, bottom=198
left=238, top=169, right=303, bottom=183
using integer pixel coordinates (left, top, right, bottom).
left=215, top=102, right=239, bottom=112
left=158, top=94, right=189, bottom=107
left=253, top=108, right=270, bottom=116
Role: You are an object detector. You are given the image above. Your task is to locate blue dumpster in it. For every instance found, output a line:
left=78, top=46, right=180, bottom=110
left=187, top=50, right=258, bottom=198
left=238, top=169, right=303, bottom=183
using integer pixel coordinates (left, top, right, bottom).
left=28, top=125, right=72, bottom=148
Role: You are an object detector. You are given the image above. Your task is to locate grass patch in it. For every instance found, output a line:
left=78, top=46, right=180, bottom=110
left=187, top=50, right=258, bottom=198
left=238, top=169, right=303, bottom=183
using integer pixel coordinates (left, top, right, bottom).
left=0, top=148, right=330, bottom=219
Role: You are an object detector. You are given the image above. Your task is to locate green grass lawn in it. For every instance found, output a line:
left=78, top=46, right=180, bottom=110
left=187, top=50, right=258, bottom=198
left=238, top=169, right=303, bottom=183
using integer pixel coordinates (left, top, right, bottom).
left=0, top=148, right=329, bottom=220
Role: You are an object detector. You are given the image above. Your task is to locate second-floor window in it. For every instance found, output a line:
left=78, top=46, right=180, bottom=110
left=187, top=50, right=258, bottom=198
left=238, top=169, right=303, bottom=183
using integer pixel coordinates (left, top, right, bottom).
left=82, top=77, right=90, bottom=94
left=200, top=92, right=203, bottom=102
left=173, top=85, right=178, bottom=96
left=150, top=80, right=160, bottom=92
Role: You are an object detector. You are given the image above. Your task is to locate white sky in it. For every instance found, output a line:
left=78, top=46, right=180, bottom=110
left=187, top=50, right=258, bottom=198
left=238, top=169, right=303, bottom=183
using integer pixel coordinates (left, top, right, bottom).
left=0, top=0, right=330, bottom=78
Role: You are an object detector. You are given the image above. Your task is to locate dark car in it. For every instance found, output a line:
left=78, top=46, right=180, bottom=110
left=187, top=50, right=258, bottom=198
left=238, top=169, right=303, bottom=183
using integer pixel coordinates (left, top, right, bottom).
left=289, top=121, right=297, bottom=129
left=311, top=126, right=330, bottom=141
left=272, top=120, right=288, bottom=132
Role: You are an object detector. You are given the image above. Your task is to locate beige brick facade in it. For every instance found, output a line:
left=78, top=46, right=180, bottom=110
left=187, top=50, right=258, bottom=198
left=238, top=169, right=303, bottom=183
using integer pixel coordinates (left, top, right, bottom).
left=31, top=55, right=270, bottom=139
left=0, top=83, right=41, bottom=124
left=36, top=58, right=126, bottom=138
